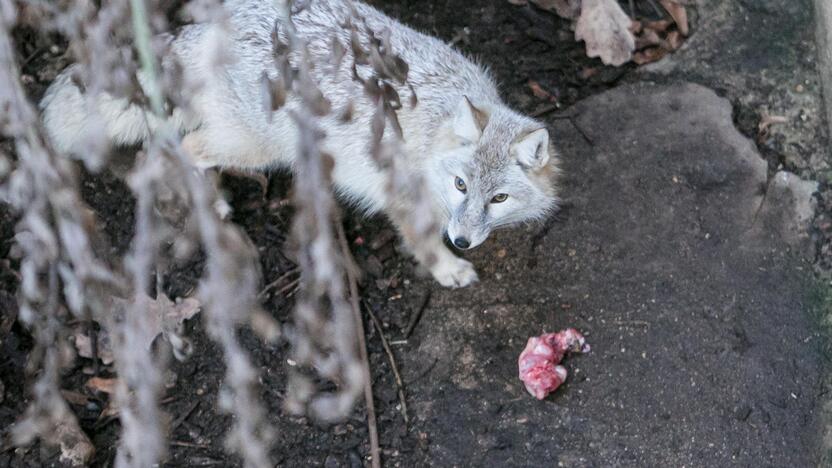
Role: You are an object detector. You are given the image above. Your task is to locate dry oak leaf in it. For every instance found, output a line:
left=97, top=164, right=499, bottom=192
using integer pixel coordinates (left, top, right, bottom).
left=528, top=80, right=558, bottom=102
left=575, top=0, right=635, bottom=66
left=73, top=328, right=115, bottom=365
left=659, top=0, right=689, bottom=36
left=72, top=294, right=201, bottom=364
left=54, top=416, right=95, bottom=467
left=85, top=376, right=119, bottom=395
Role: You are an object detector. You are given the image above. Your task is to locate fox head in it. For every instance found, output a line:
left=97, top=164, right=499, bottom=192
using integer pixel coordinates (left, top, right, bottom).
left=428, top=96, right=559, bottom=250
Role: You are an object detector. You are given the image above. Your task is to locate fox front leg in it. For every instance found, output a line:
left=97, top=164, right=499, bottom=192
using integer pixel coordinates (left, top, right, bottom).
left=396, top=224, right=478, bottom=288
left=429, top=244, right=479, bottom=288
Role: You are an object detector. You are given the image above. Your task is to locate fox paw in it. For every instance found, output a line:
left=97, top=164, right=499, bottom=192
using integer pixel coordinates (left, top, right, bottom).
left=431, top=256, right=478, bottom=288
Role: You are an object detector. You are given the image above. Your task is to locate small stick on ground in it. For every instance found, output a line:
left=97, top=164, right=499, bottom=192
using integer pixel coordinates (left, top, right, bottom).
left=531, top=104, right=558, bottom=118
left=278, top=277, right=300, bottom=296
left=336, top=222, right=381, bottom=468
left=86, top=319, right=99, bottom=376
left=170, top=440, right=212, bottom=449
left=404, top=291, right=431, bottom=339
left=569, top=117, right=594, bottom=146
left=258, top=267, right=300, bottom=298
left=363, top=300, right=409, bottom=426
left=170, top=400, right=200, bottom=433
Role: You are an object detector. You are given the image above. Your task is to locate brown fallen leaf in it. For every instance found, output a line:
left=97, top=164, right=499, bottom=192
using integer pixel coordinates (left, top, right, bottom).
left=98, top=399, right=120, bottom=419
left=633, top=46, right=668, bottom=65
left=629, top=15, right=687, bottom=65
left=527, top=80, right=558, bottom=102
left=575, top=0, right=635, bottom=66
left=86, top=377, right=119, bottom=395
left=645, top=19, right=673, bottom=33
left=635, top=28, right=662, bottom=49
left=658, top=0, right=689, bottom=36
left=55, top=416, right=95, bottom=467
left=665, top=30, right=683, bottom=50
left=579, top=67, right=600, bottom=79
left=73, top=328, right=115, bottom=365
left=72, top=294, right=202, bottom=365
left=60, top=390, right=91, bottom=406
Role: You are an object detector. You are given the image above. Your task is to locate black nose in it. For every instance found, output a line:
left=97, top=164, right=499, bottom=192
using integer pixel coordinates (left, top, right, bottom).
left=453, top=237, right=470, bottom=249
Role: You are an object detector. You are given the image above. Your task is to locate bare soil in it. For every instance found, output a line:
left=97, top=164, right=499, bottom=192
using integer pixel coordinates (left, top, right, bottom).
left=1, top=1, right=829, bottom=467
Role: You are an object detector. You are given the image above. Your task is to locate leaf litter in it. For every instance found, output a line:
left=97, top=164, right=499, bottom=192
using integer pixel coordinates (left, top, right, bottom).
left=73, top=294, right=202, bottom=365
left=511, top=0, right=690, bottom=66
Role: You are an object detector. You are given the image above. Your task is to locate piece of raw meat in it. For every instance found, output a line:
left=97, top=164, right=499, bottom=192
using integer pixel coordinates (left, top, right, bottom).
left=518, top=329, right=590, bottom=399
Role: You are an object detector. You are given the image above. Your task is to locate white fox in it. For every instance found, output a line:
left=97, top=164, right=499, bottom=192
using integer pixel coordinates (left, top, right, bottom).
left=40, top=0, right=558, bottom=288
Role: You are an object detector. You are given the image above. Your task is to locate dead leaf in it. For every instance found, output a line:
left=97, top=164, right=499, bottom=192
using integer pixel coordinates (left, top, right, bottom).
left=55, top=416, right=95, bottom=467
left=530, top=0, right=582, bottom=20
left=73, top=294, right=202, bottom=365
left=85, top=377, right=119, bottom=395
left=527, top=80, right=557, bottom=102
left=635, top=28, right=662, bottom=49
left=633, top=47, right=668, bottom=65
left=113, top=294, right=201, bottom=351
left=658, top=0, right=689, bottom=36
left=60, top=390, right=90, bottom=406
left=629, top=16, right=687, bottom=65
left=665, top=30, right=683, bottom=50
left=575, top=0, right=635, bottom=66
left=579, top=67, right=600, bottom=79
left=73, top=328, right=115, bottom=365
left=645, top=19, right=673, bottom=33
left=98, top=400, right=120, bottom=419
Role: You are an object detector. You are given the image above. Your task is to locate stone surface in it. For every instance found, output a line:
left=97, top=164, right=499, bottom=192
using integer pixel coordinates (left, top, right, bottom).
left=816, top=0, right=832, bottom=146
left=643, top=0, right=829, bottom=180
left=401, top=82, right=823, bottom=466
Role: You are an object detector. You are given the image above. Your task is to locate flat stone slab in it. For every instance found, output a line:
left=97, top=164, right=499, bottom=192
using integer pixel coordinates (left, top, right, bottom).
left=399, top=82, right=822, bottom=466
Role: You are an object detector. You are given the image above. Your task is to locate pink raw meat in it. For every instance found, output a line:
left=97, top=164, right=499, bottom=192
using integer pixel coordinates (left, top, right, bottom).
left=518, top=329, right=590, bottom=399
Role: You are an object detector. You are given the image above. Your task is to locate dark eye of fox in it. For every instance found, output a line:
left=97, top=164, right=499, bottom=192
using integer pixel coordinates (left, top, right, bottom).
left=455, top=176, right=467, bottom=193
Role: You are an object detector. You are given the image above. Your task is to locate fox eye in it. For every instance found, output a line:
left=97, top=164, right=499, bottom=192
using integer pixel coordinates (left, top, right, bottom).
left=454, top=176, right=467, bottom=193
left=491, top=193, right=509, bottom=203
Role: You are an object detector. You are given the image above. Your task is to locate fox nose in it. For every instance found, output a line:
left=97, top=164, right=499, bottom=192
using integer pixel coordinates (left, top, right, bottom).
left=453, top=237, right=471, bottom=249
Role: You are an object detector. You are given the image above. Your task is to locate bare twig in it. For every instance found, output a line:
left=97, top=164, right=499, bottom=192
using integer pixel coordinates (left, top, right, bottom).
left=258, top=267, right=300, bottom=298
left=404, top=291, right=431, bottom=339
left=170, top=401, right=200, bottom=433
left=531, top=103, right=558, bottom=118
left=364, top=300, right=409, bottom=426
left=336, top=221, right=380, bottom=468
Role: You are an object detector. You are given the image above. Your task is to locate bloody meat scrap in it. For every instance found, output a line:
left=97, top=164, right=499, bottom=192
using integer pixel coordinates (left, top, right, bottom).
left=518, top=329, right=590, bottom=399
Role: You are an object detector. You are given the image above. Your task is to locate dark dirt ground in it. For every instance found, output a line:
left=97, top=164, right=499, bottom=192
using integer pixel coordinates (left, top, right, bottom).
left=1, top=0, right=831, bottom=467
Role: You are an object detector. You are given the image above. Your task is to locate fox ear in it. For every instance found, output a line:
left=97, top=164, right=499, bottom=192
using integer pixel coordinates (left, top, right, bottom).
left=452, top=96, right=487, bottom=143
left=512, top=128, right=550, bottom=171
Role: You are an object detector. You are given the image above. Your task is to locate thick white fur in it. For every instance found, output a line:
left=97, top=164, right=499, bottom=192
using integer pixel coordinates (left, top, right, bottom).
left=40, top=0, right=558, bottom=288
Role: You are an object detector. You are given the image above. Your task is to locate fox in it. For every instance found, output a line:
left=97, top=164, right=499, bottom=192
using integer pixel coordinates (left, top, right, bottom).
left=39, top=0, right=558, bottom=288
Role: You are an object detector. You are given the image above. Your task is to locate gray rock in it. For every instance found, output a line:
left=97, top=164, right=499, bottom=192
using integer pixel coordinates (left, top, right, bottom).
left=404, top=82, right=822, bottom=466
